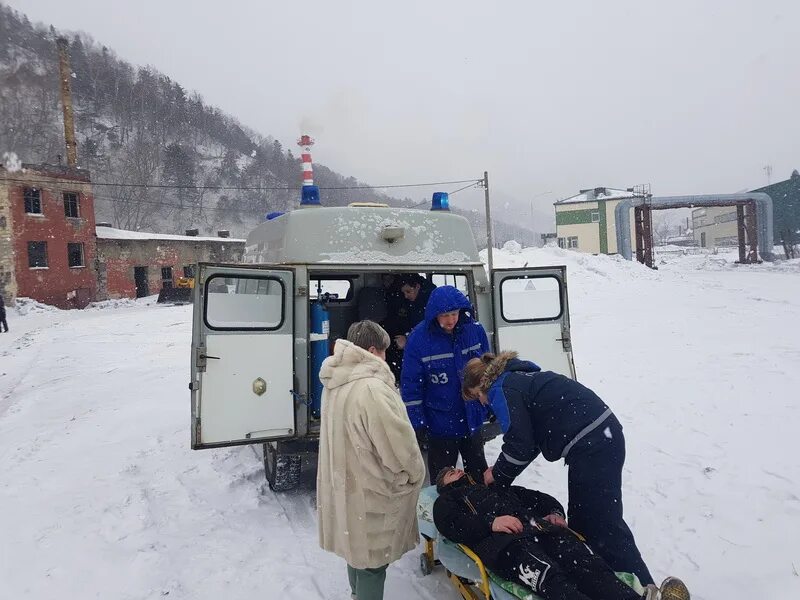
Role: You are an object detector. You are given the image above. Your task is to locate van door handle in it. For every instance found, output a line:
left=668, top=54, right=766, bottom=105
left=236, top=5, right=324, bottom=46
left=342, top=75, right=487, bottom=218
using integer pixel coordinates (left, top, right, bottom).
left=200, top=354, right=220, bottom=360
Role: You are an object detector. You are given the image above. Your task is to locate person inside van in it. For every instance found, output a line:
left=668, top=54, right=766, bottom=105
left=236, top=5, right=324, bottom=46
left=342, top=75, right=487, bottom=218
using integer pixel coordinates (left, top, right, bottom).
left=461, top=351, right=654, bottom=586
left=317, top=320, right=425, bottom=600
left=393, top=274, right=436, bottom=350
left=379, top=273, right=408, bottom=380
left=400, top=286, right=490, bottom=484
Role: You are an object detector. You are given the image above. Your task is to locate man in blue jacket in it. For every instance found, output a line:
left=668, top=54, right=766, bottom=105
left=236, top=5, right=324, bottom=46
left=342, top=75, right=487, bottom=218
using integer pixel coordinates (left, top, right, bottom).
left=400, top=286, right=490, bottom=484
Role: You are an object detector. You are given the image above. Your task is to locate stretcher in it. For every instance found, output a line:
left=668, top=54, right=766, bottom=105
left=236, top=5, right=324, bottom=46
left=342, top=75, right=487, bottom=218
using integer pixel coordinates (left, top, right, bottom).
left=416, top=486, right=644, bottom=600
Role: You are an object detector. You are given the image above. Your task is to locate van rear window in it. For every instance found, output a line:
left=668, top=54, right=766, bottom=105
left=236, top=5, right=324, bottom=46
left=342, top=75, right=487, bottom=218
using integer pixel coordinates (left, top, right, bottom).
left=205, top=275, right=284, bottom=330
left=500, top=275, right=562, bottom=322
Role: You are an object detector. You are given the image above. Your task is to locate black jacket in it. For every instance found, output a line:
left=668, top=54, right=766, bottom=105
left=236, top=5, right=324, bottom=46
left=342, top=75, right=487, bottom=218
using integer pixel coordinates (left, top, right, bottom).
left=433, top=476, right=565, bottom=563
left=490, top=359, right=617, bottom=486
left=381, top=284, right=407, bottom=338
left=403, top=280, right=436, bottom=333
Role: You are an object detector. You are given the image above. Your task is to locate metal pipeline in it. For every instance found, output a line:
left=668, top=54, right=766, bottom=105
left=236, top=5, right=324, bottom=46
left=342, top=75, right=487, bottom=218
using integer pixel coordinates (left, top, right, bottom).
left=614, top=193, right=774, bottom=261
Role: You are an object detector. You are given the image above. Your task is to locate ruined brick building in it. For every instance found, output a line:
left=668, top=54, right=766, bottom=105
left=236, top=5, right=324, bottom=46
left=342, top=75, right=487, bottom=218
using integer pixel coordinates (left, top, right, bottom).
left=0, top=164, right=244, bottom=308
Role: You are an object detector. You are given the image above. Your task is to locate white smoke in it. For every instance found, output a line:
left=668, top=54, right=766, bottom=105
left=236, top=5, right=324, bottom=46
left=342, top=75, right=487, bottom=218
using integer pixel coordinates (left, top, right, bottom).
left=298, top=115, right=325, bottom=136
left=2, top=151, right=23, bottom=172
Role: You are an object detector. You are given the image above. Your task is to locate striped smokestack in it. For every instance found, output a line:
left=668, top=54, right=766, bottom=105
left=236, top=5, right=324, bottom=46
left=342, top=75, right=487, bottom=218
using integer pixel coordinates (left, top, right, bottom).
left=298, top=134, right=314, bottom=187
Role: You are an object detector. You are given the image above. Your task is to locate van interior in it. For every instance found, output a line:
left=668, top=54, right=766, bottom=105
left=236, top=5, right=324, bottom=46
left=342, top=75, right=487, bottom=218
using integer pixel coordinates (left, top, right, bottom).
left=306, top=269, right=474, bottom=427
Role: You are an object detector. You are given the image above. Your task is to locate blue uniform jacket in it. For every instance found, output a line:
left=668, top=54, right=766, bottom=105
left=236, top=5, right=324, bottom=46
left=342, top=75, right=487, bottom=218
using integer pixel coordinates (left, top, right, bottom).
left=489, top=358, right=616, bottom=486
left=401, top=286, right=490, bottom=438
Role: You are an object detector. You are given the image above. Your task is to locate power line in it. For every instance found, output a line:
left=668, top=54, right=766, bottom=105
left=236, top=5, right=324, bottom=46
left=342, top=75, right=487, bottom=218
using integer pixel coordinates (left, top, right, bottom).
left=91, top=192, right=424, bottom=214
left=0, top=176, right=482, bottom=192
left=448, top=181, right=481, bottom=195
left=408, top=179, right=483, bottom=208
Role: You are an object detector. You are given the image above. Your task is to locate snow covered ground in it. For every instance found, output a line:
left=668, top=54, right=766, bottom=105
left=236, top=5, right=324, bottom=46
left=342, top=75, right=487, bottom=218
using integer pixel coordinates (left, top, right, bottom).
left=1, top=247, right=799, bottom=600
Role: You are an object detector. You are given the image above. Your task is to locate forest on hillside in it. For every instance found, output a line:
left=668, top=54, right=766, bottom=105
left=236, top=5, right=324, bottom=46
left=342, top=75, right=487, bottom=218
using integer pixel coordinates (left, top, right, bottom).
left=0, top=3, right=529, bottom=243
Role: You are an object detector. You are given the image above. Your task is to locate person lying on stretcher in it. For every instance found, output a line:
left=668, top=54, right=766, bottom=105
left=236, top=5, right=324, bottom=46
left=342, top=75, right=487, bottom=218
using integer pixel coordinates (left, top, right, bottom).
left=432, top=467, right=690, bottom=600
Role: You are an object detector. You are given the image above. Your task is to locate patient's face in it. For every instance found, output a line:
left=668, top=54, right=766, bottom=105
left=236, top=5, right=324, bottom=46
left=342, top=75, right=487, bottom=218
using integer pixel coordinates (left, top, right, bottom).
left=443, top=468, right=465, bottom=486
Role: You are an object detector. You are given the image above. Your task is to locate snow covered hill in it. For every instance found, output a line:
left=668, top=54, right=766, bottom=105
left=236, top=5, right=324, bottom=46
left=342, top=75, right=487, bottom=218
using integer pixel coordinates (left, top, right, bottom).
left=1, top=248, right=799, bottom=600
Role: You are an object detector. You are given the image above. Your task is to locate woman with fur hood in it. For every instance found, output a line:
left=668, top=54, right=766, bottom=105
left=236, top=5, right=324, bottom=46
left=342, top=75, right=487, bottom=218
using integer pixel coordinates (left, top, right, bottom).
left=317, top=320, right=426, bottom=600
left=461, top=351, right=655, bottom=588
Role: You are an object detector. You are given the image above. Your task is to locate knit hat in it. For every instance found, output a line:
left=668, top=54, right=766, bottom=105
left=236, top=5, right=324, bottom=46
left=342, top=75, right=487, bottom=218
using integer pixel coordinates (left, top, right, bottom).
left=435, top=467, right=455, bottom=492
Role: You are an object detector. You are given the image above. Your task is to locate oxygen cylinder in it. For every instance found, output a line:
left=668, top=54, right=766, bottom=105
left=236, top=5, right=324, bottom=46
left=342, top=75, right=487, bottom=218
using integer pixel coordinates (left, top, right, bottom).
left=310, top=300, right=330, bottom=418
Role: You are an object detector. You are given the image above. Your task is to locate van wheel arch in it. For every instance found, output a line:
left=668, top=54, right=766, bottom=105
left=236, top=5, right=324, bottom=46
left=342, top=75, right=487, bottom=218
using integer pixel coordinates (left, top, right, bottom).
left=263, top=441, right=302, bottom=492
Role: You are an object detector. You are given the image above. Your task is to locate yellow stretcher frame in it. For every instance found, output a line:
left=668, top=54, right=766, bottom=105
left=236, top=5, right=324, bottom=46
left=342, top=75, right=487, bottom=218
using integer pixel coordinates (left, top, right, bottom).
left=423, top=537, right=491, bottom=600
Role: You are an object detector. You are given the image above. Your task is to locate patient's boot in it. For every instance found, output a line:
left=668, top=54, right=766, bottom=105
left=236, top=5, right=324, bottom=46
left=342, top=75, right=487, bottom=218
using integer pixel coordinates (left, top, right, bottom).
left=659, top=576, right=690, bottom=600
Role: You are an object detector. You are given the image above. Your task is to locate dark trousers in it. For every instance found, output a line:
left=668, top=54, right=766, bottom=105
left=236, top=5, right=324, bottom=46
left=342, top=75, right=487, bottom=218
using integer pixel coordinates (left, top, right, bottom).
left=488, top=529, right=641, bottom=600
left=347, top=563, right=388, bottom=600
left=0, top=308, right=7, bottom=332
left=566, top=418, right=654, bottom=586
left=426, top=433, right=487, bottom=484
left=385, top=343, right=403, bottom=383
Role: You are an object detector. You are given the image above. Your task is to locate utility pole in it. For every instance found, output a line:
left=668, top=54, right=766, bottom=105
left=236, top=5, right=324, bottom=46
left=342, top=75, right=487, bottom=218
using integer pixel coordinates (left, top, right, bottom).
left=482, top=171, right=494, bottom=273
left=56, top=37, right=78, bottom=167
left=764, top=165, right=772, bottom=186
left=530, top=190, right=552, bottom=247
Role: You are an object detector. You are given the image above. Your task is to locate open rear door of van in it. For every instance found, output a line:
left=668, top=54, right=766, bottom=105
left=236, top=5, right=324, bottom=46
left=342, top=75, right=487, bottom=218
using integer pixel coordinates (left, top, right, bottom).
left=490, top=266, right=576, bottom=379
left=191, top=263, right=295, bottom=449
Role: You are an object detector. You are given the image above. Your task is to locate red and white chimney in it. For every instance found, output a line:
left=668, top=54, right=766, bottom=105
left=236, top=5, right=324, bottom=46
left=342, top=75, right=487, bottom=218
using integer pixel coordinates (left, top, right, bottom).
left=298, top=134, right=314, bottom=187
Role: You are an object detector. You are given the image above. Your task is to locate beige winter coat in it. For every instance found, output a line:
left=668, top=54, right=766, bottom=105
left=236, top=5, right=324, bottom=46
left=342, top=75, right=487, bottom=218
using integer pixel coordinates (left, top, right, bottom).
left=317, top=339, right=426, bottom=569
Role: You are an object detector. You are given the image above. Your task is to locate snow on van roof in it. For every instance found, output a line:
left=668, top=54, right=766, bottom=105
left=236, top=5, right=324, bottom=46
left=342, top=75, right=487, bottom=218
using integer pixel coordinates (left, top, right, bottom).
left=244, top=205, right=480, bottom=265
left=96, top=226, right=245, bottom=243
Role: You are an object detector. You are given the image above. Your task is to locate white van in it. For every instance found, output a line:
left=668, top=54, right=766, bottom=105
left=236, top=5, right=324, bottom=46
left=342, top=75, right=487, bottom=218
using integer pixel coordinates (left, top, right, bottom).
left=190, top=196, right=575, bottom=491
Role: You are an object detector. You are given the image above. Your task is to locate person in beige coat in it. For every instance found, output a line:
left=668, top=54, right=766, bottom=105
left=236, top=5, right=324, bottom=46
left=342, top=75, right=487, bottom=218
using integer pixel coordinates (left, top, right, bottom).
left=317, top=320, right=426, bottom=600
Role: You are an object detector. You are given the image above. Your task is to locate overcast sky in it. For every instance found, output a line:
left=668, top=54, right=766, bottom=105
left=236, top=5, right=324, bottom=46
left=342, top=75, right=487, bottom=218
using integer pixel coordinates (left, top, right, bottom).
left=7, top=0, right=799, bottom=221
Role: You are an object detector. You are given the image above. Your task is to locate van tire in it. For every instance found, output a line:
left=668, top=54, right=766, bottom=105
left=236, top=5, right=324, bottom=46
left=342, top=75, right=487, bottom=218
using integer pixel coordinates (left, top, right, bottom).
left=263, top=442, right=301, bottom=492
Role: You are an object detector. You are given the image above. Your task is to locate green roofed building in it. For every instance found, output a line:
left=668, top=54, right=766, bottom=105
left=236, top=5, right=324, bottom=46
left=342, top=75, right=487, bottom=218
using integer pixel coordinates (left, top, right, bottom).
left=554, top=187, right=640, bottom=254
left=751, top=169, right=800, bottom=246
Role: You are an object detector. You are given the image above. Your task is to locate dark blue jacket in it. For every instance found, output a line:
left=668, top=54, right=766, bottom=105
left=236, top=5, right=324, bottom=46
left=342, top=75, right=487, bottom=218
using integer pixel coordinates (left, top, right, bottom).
left=489, top=358, right=616, bottom=486
left=401, top=286, right=490, bottom=438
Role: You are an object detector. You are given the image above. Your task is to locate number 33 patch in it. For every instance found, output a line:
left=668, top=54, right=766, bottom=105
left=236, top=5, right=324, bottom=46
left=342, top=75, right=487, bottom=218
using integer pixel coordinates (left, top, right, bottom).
left=430, top=372, right=449, bottom=384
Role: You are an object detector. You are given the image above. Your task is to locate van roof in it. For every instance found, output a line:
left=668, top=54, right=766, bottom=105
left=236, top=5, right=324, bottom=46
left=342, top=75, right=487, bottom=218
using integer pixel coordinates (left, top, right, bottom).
left=244, top=205, right=481, bottom=265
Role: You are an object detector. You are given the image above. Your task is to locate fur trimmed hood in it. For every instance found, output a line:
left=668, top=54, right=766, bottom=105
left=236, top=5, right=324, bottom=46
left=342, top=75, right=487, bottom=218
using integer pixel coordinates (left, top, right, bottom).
left=479, top=352, right=541, bottom=391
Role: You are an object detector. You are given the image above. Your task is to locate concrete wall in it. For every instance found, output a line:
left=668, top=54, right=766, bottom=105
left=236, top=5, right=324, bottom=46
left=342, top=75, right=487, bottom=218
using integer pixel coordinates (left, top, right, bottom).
left=0, top=177, right=17, bottom=303
left=556, top=201, right=600, bottom=252
left=97, top=238, right=244, bottom=300
left=2, top=167, right=96, bottom=308
left=556, top=222, right=601, bottom=253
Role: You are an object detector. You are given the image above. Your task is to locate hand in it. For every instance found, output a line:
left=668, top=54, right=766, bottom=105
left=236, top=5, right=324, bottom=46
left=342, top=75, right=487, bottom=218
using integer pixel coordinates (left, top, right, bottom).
left=394, top=335, right=407, bottom=350
left=492, top=515, right=524, bottom=534
left=483, top=466, right=495, bottom=486
left=542, top=513, right=567, bottom=528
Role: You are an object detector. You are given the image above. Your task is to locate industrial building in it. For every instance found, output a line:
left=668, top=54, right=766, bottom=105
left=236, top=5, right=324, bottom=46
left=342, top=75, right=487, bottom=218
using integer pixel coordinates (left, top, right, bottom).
left=692, top=206, right=739, bottom=249
left=554, top=187, right=640, bottom=254
left=692, top=170, right=799, bottom=251
left=752, top=169, right=800, bottom=247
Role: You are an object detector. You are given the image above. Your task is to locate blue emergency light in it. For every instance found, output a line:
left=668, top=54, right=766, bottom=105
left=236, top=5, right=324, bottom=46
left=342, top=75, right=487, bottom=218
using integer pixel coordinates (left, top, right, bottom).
left=300, top=185, right=321, bottom=206
left=431, top=192, right=450, bottom=211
